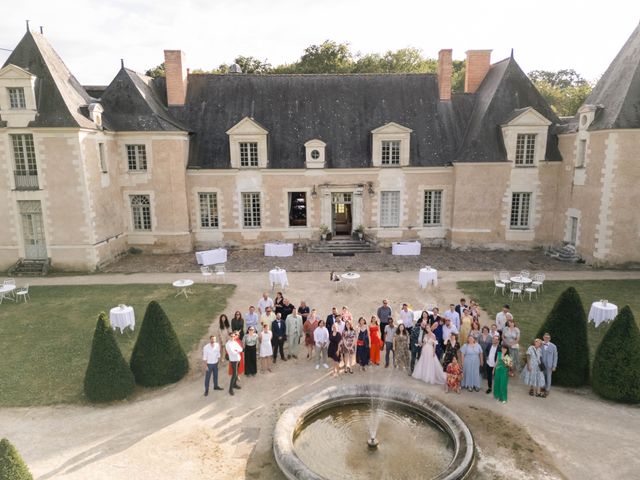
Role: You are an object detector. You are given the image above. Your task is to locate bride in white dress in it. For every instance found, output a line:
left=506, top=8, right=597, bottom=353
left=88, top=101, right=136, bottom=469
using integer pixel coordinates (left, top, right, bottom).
left=412, top=330, right=447, bottom=385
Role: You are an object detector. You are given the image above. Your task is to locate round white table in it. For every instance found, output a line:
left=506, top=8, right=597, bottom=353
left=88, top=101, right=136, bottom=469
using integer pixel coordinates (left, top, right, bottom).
left=269, top=269, right=289, bottom=288
left=0, top=284, right=16, bottom=304
left=419, top=268, right=438, bottom=288
left=588, top=301, right=618, bottom=327
left=173, top=279, right=194, bottom=298
left=510, top=276, right=532, bottom=284
left=341, top=272, right=360, bottom=291
left=392, top=241, right=421, bottom=256
left=195, top=248, right=227, bottom=266
left=264, top=243, right=294, bottom=257
left=109, top=306, right=135, bottom=333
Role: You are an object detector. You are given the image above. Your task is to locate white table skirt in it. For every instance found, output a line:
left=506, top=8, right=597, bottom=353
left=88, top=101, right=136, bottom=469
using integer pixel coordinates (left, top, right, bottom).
left=419, top=268, right=438, bottom=288
left=269, top=269, right=289, bottom=287
left=264, top=243, right=294, bottom=257
left=195, top=248, right=227, bottom=266
left=109, top=306, right=135, bottom=333
left=392, top=241, right=421, bottom=256
left=588, top=302, right=618, bottom=327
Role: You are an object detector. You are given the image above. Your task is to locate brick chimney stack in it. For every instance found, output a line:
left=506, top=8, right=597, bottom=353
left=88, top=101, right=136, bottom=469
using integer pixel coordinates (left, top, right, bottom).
left=437, top=49, right=453, bottom=101
left=164, top=50, right=188, bottom=106
left=464, top=50, right=492, bottom=94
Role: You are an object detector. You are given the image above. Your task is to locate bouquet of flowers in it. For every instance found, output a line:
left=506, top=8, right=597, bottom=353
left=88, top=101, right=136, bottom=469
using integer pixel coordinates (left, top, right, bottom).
left=502, top=354, right=513, bottom=368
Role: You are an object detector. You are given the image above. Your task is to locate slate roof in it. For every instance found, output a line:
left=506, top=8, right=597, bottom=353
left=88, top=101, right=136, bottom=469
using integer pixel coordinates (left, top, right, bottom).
left=100, top=68, right=188, bottom=132
left=457, top=57, right=562, bottom=162
left=1, top=30, right=95, bottom=129
left=582, top=21, right=640, bottom=130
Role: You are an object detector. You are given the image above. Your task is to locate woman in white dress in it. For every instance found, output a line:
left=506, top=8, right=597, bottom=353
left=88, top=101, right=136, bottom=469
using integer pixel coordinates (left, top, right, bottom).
left=259, top=323, right=273, bottom=373
left=412, top=330, right=447, bottom=385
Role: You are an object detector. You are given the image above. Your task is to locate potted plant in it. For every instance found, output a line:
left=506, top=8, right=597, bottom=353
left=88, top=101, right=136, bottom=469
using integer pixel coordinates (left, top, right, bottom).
left=319, top=224, right=330, bottom=241
left=355, top=224, right=365, bottom=241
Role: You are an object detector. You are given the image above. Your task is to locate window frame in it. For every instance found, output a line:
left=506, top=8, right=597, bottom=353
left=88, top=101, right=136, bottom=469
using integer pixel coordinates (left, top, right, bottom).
left=239, top=141, right=259, bottom=167
left=98, top=142, right=107, bottom=173
left=576, top=138, right=587, bottom=168
left=241, top=192, right=261, bottom=228
left=288, top=191, right=308, bottom=227
left=130, top=194, right=152, bottom=231
left=510, top=192, right=532, bottom=230
left=423, top=190, right=443, bottom=226
left=514, top=133, right=536, bottom=166
left=198, top=192, right=219, bottom=229
left=126, top=144, right=148, bottom=171
left=380, top=191, right=401, bottom=228
left=11, top=134, right=38, bottom=176
left=8, top=87, right=26, bottom=109
left=381, top=140, right=401, bottom=166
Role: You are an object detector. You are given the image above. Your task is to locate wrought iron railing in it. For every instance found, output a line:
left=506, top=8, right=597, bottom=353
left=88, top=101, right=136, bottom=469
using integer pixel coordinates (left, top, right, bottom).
left=14, top=171, right=39, bottom=190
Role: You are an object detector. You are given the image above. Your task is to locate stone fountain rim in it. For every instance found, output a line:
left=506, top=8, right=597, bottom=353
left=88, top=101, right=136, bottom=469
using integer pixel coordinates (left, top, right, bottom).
left=273, top=384, right=475, bottom=480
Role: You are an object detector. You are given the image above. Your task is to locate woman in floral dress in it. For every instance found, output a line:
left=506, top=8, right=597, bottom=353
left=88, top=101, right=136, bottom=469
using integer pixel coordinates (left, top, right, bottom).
left=369, top=316, right=383, bottom=365
left=340, top=321, right=357, bottom=374
left=494, top=344, right=511, bottom=403
left=521, top=338, right=546, bottom=397
left=393, top=324, right=410, bottom=372
left=445, top=356, right=462, bottom=393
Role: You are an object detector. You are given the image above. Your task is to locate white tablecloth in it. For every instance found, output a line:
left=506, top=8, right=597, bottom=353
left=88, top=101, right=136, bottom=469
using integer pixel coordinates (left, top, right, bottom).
left=264, top=243, right=294, bottom=257
left=510, top=276, right=532, bottom=285
left=195, top=248, right=227, bottom=266
left=269, top=269, right=289, bottom=287
left=109, top=306, right=135, bottom=333
left=392, top=241, right=421, bottom=256
left=588, top=301, right=618, bottom=327
left=419, top=268, right=438, bottom=288
left=0, top=284, right=16, bottom=303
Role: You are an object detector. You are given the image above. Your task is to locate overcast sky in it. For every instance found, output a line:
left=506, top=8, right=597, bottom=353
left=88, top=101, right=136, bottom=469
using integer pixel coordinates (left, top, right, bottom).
left=1, top=0, right=639, bottom=85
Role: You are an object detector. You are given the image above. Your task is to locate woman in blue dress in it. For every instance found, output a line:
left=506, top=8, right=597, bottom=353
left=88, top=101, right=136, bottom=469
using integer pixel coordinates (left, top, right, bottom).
left=521, top=338, right=546, bottom=397
left=460, top=335, right=484, bottom=392
left=356, top=317, right=370, bottom=371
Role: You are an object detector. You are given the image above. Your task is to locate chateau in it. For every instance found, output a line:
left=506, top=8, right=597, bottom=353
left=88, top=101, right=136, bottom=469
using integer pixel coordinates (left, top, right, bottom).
left=1, top=25, right=639, bottom=271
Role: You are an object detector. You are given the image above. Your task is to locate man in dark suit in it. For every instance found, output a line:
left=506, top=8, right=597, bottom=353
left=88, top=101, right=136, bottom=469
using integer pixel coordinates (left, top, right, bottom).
left=271, top=313, right=287, bottom=362
left=484, top=334, right=500, bottom=394
left=455, top=298, right=468, bottom=317
left=326, top=306, right=338, bottom=334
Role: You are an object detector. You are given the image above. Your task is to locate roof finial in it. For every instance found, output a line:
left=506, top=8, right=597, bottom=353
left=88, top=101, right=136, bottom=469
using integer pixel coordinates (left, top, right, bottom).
left=121, top=58, right=124, bottom=69
left=39, top=26, right=44, bottom=34
left=510, top=48, right=514, bottom=59
left=25, top=19, right=30, bottom=32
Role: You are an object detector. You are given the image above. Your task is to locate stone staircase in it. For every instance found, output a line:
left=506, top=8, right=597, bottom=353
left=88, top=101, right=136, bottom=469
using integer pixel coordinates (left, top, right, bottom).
left=308, top=238, right=380, bottom=255
left=547, top=244, right=582, bottom=263
left=8, top=258, right=50, bottom=276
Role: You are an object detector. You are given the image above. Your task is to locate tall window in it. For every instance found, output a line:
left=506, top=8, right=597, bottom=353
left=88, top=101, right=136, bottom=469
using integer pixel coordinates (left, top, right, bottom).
left=11, top=134, right=37, bottom=175
left=242, top=192, right=261, bottom=228
left=576, top=139, right=586, bottom=168
left=510, top=192, right=531, bottom=229
left=515, top=134, right=536, bottom=165
left=380, top=191, right=400, bottom=227
left=239, top=142, right=259, bottom=167
left=381, top=140, right=401, bottom=165
left=199, top=192, right=219, bottom=229
left=126, top=144, right=147, bottom=171
left=288, top=192, right=307, bottom=227
left=130, top=195, right=151, bottom=231
left=98, top=143, right=107, bottom=173
left=423, top=190, right=443, bottom=226
left=8, top=87, right=26, bottom=109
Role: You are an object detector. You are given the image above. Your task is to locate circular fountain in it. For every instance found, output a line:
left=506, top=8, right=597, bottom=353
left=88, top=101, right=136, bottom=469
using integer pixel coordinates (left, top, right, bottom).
left=274, top=384, right=475, bottom=480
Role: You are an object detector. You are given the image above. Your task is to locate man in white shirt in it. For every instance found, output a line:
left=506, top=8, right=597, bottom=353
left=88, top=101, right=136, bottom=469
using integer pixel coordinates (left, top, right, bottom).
left=484, top=335, right=500, bottom=394
left=245, top=305, right=259, bottom=332
left=399, top=303, right=414, bottom=334
left=442, top=317, right=459, bottom=342
left=260, top=306, right=276, bottom=328
left=335, top=315, right=345, bottom=334
left=225, top=332, right=243, bottom=395
left=313, top=319, right=330, bottom=369
left=202, top=336, right=223, bottom=396
left=444, top=304, right=460, bottom=331
left=495, top=305, right=511, bottom=333
left=258, top=292, right=274, bottom=314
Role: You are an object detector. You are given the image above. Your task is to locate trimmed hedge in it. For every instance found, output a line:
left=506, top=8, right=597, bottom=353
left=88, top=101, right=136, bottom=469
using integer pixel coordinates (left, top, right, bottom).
left=592, top=306, right=640, bottom=403
left=0, top=438, right=33, bottom=480
left=535, top=287, right=590, bottom=386
left=83, top=312, right=135, bottom=403
left=130, top=301, right=189, bottom=387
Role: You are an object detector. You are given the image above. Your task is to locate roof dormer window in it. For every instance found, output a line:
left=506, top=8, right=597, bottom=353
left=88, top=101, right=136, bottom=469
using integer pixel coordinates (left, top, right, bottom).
left=226, top=117, right=269, bottom=169
left=514, top=134, right=536, bottom=165
left=381, top=140, right=401, bottom=165
left=371, top=122, right=412, bottom=167
left=8, top=87, right=26, bottom=109
left=304, top=139, right=326, bottom=168
left=0, top=64, right=38, bottom=127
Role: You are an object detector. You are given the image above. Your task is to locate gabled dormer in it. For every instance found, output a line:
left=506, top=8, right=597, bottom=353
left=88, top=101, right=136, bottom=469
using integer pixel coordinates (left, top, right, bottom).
left=0, top=64, right=37, bottom=127
left=371, top=122, right=412, bottom=167
left=501, top=107, right=552, bottom=167
left=226, top=117, right=269, bottom=168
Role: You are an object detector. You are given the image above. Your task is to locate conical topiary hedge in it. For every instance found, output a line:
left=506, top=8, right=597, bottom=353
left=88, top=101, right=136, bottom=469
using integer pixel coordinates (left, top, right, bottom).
left=535, top=286, right=590, bottom=387
left=0, top=438, right=33, bottom=480
left=84, top=312, right=135, bottom=403
left=130, top=301, right=189, bottom=387
left=592, top=306, right=640, bottom=403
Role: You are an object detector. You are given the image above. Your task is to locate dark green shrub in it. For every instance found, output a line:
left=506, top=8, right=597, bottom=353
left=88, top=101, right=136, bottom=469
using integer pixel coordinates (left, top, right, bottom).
left=592, top=306, right=640, bottom=403
left=130, top=301, right=189, bottom=387
left=0, top=438, right=33, bottom=480
left=535, top=287, right=589, bottom=386
left=83, top=312, right=135, bottom=403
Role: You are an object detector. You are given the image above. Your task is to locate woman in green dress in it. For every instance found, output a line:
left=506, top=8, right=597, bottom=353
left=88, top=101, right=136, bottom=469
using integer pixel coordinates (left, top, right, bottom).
left=493, top=344, right=511, bottom=403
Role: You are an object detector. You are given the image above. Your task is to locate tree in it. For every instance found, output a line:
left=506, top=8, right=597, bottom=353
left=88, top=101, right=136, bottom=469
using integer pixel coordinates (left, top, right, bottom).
left=296, top=40, right=354, bottom=73
left=145, top=62, right=165, bottom=78
left=528, top=69, right=592, bottom=116
left=130, top=301, right=189, bottom=387
left=0, top=438, right=33, bottom=480
left=535, top=287, right=590, bottom=387
left=592, top=306, right=640, bottom=403
left=83, top=312, right=135, bottom=403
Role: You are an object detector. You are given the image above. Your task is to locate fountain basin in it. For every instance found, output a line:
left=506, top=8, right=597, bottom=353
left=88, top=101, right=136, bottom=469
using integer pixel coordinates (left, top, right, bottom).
left=274, top=384, right=475, bottom=480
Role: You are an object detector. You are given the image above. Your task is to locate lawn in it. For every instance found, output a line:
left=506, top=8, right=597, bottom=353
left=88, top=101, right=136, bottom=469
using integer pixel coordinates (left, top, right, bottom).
left=458, top=280, right=640, bottom=366
left=0, top=283, right=234, bottom=407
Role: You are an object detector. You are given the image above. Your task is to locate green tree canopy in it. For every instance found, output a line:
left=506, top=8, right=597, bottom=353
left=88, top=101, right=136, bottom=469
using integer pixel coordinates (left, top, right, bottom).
left=145, top=62, right=165, bottom=78
left=528, top=69, right=592, bottom=116
left=0, top=438, right=33, bottom=480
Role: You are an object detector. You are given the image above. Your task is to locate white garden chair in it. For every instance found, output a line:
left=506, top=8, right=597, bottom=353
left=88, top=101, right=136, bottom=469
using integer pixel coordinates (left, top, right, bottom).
left=524, top=284, right=538, bottom=301
left=532, top=272, right=545, bottom=292
left=16, top=284, right=30, bottom=303
left=493, top=273, right=506, bottom=295
left=499, top=271, right=511, bottom=287
left=200, top=266, right=213, bottom=283
left=3, top=278, right=15, bottom=286
left=510, top=282, right=523, bottom=301
left=520, top=270, right=531, bottom=279
left=214, top=264, right=226, bottom=283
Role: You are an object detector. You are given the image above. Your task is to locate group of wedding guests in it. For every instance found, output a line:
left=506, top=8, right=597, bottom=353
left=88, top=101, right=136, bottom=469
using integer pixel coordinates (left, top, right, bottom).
left=202, top=293, right=559, bottom=402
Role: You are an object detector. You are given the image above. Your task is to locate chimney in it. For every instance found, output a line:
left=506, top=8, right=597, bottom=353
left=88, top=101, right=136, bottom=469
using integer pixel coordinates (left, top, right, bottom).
left=437, top=49, right=453, bottom=101
left=164, top=50, right=188, bottom=106
left=464, top=50, right=492, bottom=93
